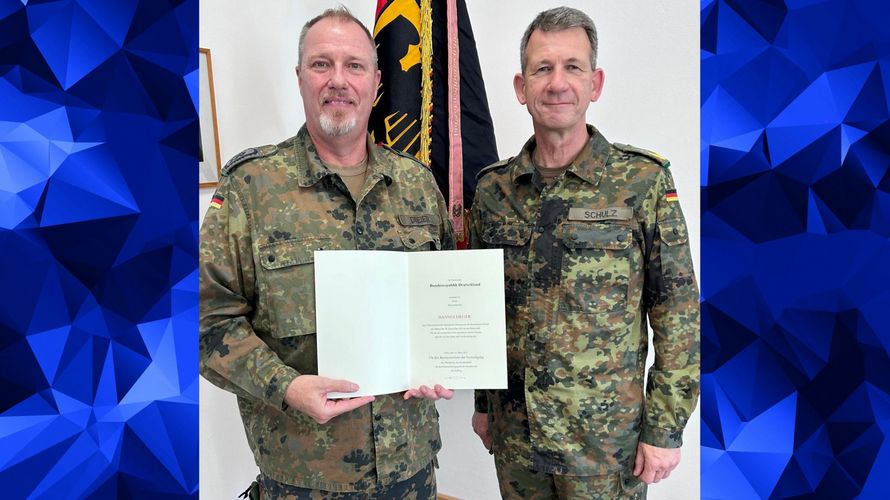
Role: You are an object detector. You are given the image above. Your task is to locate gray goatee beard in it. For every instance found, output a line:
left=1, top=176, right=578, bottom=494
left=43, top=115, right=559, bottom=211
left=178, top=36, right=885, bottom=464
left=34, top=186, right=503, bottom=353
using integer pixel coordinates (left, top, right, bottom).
left=319, top=112, right=357, bottom=137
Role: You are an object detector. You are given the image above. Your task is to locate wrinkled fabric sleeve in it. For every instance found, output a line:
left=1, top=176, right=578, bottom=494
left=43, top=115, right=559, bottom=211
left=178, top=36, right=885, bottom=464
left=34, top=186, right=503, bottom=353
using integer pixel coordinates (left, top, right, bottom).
left=199, top=177, right=300, bottom=410
left=640, top=166, right=701, bottom=448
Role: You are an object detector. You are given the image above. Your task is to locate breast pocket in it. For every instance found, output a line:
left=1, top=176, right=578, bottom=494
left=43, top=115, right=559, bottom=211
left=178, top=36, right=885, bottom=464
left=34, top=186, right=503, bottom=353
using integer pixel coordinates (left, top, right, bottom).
left=257, top=236, right=334, bottom=338
left=558, top=222, right=632, bottom=315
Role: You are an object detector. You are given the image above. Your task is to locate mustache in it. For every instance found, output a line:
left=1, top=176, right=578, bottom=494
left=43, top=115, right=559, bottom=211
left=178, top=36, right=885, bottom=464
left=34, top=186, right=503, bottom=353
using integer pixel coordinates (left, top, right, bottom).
left=322, top=91, right=355, bottom=104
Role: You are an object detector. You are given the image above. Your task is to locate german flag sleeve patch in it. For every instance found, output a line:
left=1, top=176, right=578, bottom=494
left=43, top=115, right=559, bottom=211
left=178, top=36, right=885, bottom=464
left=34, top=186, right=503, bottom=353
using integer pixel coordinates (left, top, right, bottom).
left=210, top=193, right=225, bottom=209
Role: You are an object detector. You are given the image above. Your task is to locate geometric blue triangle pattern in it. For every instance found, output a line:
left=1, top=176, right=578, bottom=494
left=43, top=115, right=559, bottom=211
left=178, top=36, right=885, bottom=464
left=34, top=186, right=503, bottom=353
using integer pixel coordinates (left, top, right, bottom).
left=702, top=0, right=890, bottom=498
left=0, top=1, right=198, bottom=497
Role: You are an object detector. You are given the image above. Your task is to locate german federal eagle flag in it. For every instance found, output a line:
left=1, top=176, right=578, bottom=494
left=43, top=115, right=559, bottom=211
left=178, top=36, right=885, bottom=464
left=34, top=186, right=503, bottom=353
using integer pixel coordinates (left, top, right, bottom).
left=369, top=0, right=498, bottom=243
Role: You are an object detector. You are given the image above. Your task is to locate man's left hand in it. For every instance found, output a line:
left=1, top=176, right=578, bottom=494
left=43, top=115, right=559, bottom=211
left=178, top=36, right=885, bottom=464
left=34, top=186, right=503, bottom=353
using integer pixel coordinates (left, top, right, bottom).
left=633, top=442, right=681, bottom=484
left=403, top=384, right=454, bottom=401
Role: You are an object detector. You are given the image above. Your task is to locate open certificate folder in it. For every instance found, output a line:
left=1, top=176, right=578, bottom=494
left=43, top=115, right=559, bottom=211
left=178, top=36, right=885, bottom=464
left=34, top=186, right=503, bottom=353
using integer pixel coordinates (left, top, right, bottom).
left=314, top=249, right=508, bottom=398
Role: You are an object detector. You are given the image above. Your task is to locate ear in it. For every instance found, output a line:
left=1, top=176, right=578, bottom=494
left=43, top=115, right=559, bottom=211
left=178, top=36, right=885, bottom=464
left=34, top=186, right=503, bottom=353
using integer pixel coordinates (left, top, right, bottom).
left=590, top=67, right=605, bottom=103
left=513, top=73, right=527, bottom=105
left=374, top=68, right=381, bottom=89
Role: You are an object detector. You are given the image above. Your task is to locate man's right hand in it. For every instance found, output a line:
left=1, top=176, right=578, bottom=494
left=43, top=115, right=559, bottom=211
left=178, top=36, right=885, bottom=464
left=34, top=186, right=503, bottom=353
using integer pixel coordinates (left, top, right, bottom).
left=284, top=375, right=374, bottom=424
left=472, top=411, right=491, bottom=450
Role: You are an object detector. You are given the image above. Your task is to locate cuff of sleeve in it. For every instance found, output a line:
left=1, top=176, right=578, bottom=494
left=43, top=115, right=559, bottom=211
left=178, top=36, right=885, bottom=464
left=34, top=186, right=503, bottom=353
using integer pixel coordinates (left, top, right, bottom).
left=640, top=425, right=683, bottom=448
left=474, top=390, right=489, bottom=413
left=265, top=365, right=300, bottom=411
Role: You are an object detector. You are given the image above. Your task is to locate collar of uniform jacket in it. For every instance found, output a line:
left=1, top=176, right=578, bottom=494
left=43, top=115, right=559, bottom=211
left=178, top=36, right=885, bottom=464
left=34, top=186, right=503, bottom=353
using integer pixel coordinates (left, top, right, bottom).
left=511, top=124, right=609, bottom=186
left=291, top=124, right=395, bottom=188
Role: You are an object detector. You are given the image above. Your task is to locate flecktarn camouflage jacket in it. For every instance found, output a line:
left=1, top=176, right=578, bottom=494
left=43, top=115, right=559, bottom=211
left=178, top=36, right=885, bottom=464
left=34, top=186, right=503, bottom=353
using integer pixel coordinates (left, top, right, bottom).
left=471, top=125, right=700, bottom=476
left=200, top=126, right=454, bottom=491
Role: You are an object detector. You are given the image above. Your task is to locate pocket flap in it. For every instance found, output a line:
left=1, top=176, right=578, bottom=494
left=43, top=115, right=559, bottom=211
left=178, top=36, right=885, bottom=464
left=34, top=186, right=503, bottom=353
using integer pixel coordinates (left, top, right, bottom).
left=400, top=227, right=441, bottom=250
left=258, top=237, right=331, bottom=270
left=481, top=222, right=532, bottom=246
left=658, top=220, right=688, bottom=246
left=560, top=223, right=631, bottom=250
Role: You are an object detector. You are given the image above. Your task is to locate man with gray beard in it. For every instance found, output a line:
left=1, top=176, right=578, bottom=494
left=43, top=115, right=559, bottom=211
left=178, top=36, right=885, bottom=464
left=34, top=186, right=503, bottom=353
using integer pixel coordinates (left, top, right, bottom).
left=199, top=7, right=454, bottom=499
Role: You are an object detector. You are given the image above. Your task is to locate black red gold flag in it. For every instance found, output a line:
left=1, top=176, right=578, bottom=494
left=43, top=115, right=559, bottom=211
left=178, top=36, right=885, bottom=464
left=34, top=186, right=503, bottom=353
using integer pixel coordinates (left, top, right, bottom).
left=369, top=0, right=498, bottom=242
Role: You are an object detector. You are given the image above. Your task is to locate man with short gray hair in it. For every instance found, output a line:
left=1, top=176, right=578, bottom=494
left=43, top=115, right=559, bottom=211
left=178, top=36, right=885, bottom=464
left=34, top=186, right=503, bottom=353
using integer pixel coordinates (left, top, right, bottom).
left=470, top=7, right=700, bottom=499
left=200, top=7, right=453, bottom=499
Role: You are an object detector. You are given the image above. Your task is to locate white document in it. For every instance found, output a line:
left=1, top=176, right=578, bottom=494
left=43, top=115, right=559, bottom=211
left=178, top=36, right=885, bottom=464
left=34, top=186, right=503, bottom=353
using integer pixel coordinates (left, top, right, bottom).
left=314, top=249, right=507, bottom=397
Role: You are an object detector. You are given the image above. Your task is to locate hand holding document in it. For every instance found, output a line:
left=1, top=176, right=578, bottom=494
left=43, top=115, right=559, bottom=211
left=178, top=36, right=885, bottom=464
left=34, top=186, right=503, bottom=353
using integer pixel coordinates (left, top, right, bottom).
left=284, top=375, right=375, bottom=423
left=314, top=249, right=508, bottom=398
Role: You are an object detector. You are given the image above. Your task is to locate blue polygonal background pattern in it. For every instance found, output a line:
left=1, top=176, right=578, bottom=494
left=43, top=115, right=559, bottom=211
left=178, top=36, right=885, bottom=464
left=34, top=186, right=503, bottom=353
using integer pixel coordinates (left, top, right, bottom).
left=701, top=0, right=890, bottom=498
left=0, top=0, right=198, bottom=497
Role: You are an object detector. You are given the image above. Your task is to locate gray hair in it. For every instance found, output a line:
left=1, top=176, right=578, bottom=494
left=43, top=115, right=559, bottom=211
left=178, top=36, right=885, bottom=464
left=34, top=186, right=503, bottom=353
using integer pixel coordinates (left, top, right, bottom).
left=519, top=7, right=598, bottom=73
left=298, top=6, right=377, bottom=69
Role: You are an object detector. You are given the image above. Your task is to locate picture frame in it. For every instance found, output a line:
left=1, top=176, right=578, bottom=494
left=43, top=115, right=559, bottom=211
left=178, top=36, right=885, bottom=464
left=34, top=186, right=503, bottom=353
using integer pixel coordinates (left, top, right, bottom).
left=199, top=48, right=222, bottom=187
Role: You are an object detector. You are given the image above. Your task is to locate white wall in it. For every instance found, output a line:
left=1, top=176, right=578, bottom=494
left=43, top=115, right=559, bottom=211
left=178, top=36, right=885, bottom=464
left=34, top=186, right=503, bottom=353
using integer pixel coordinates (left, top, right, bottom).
left=199, top=1, right=700, bottom=499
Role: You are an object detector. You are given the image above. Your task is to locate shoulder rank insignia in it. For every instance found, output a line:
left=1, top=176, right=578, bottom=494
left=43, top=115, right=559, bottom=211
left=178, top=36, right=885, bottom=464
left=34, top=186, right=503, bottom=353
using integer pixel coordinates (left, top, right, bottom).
left=476, top=157, right=515, bottom=179
left=222, top=145, right=279, bottom=176
left=613, top=143, right=670, bottom=168
left=380, top=144, right=427, bottom=168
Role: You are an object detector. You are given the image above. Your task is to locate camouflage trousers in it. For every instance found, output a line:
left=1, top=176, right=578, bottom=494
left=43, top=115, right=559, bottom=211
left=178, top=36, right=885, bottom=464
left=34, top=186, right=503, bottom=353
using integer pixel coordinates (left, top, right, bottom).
left=494, top=459, right=646, bottom=500
left=251, top=462, right=436, bottom=500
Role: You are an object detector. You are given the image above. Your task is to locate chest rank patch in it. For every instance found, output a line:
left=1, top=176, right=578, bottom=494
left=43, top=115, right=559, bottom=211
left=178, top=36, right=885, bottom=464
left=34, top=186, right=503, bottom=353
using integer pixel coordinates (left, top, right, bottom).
left=665, top=189, right=679, bottom=202
left=568, top=207, right=633, bottom=221
left=398, top=214, right=440, bottom=226
left=210, top=193, right=224, bottom=209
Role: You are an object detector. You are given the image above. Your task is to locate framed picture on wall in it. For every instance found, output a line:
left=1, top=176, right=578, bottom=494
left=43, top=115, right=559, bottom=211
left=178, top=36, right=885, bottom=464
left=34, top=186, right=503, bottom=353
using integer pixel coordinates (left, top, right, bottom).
left=199, top=48, right=222, bottom=187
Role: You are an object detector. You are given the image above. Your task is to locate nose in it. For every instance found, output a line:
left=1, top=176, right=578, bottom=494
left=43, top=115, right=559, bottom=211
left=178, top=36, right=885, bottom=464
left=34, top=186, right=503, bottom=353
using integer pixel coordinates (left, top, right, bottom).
left=547, top=67, right=569, bottom=93
left=328, top=63, right=348, bottom=89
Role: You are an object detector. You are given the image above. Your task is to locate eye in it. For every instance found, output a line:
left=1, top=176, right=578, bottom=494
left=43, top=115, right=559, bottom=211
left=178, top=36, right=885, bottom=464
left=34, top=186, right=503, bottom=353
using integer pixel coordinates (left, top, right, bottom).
left=347, top=62, right=363, bottom=71
left=534, top=65, right=552, bottom=74
left=310, top=60, right=329, bottom=69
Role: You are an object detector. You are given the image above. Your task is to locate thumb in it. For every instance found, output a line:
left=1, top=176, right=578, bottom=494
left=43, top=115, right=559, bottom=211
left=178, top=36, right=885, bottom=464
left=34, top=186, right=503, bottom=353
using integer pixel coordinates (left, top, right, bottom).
left=633, top=447, right=644, bottom=476
left=323, top=378, right=360, bottom=394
